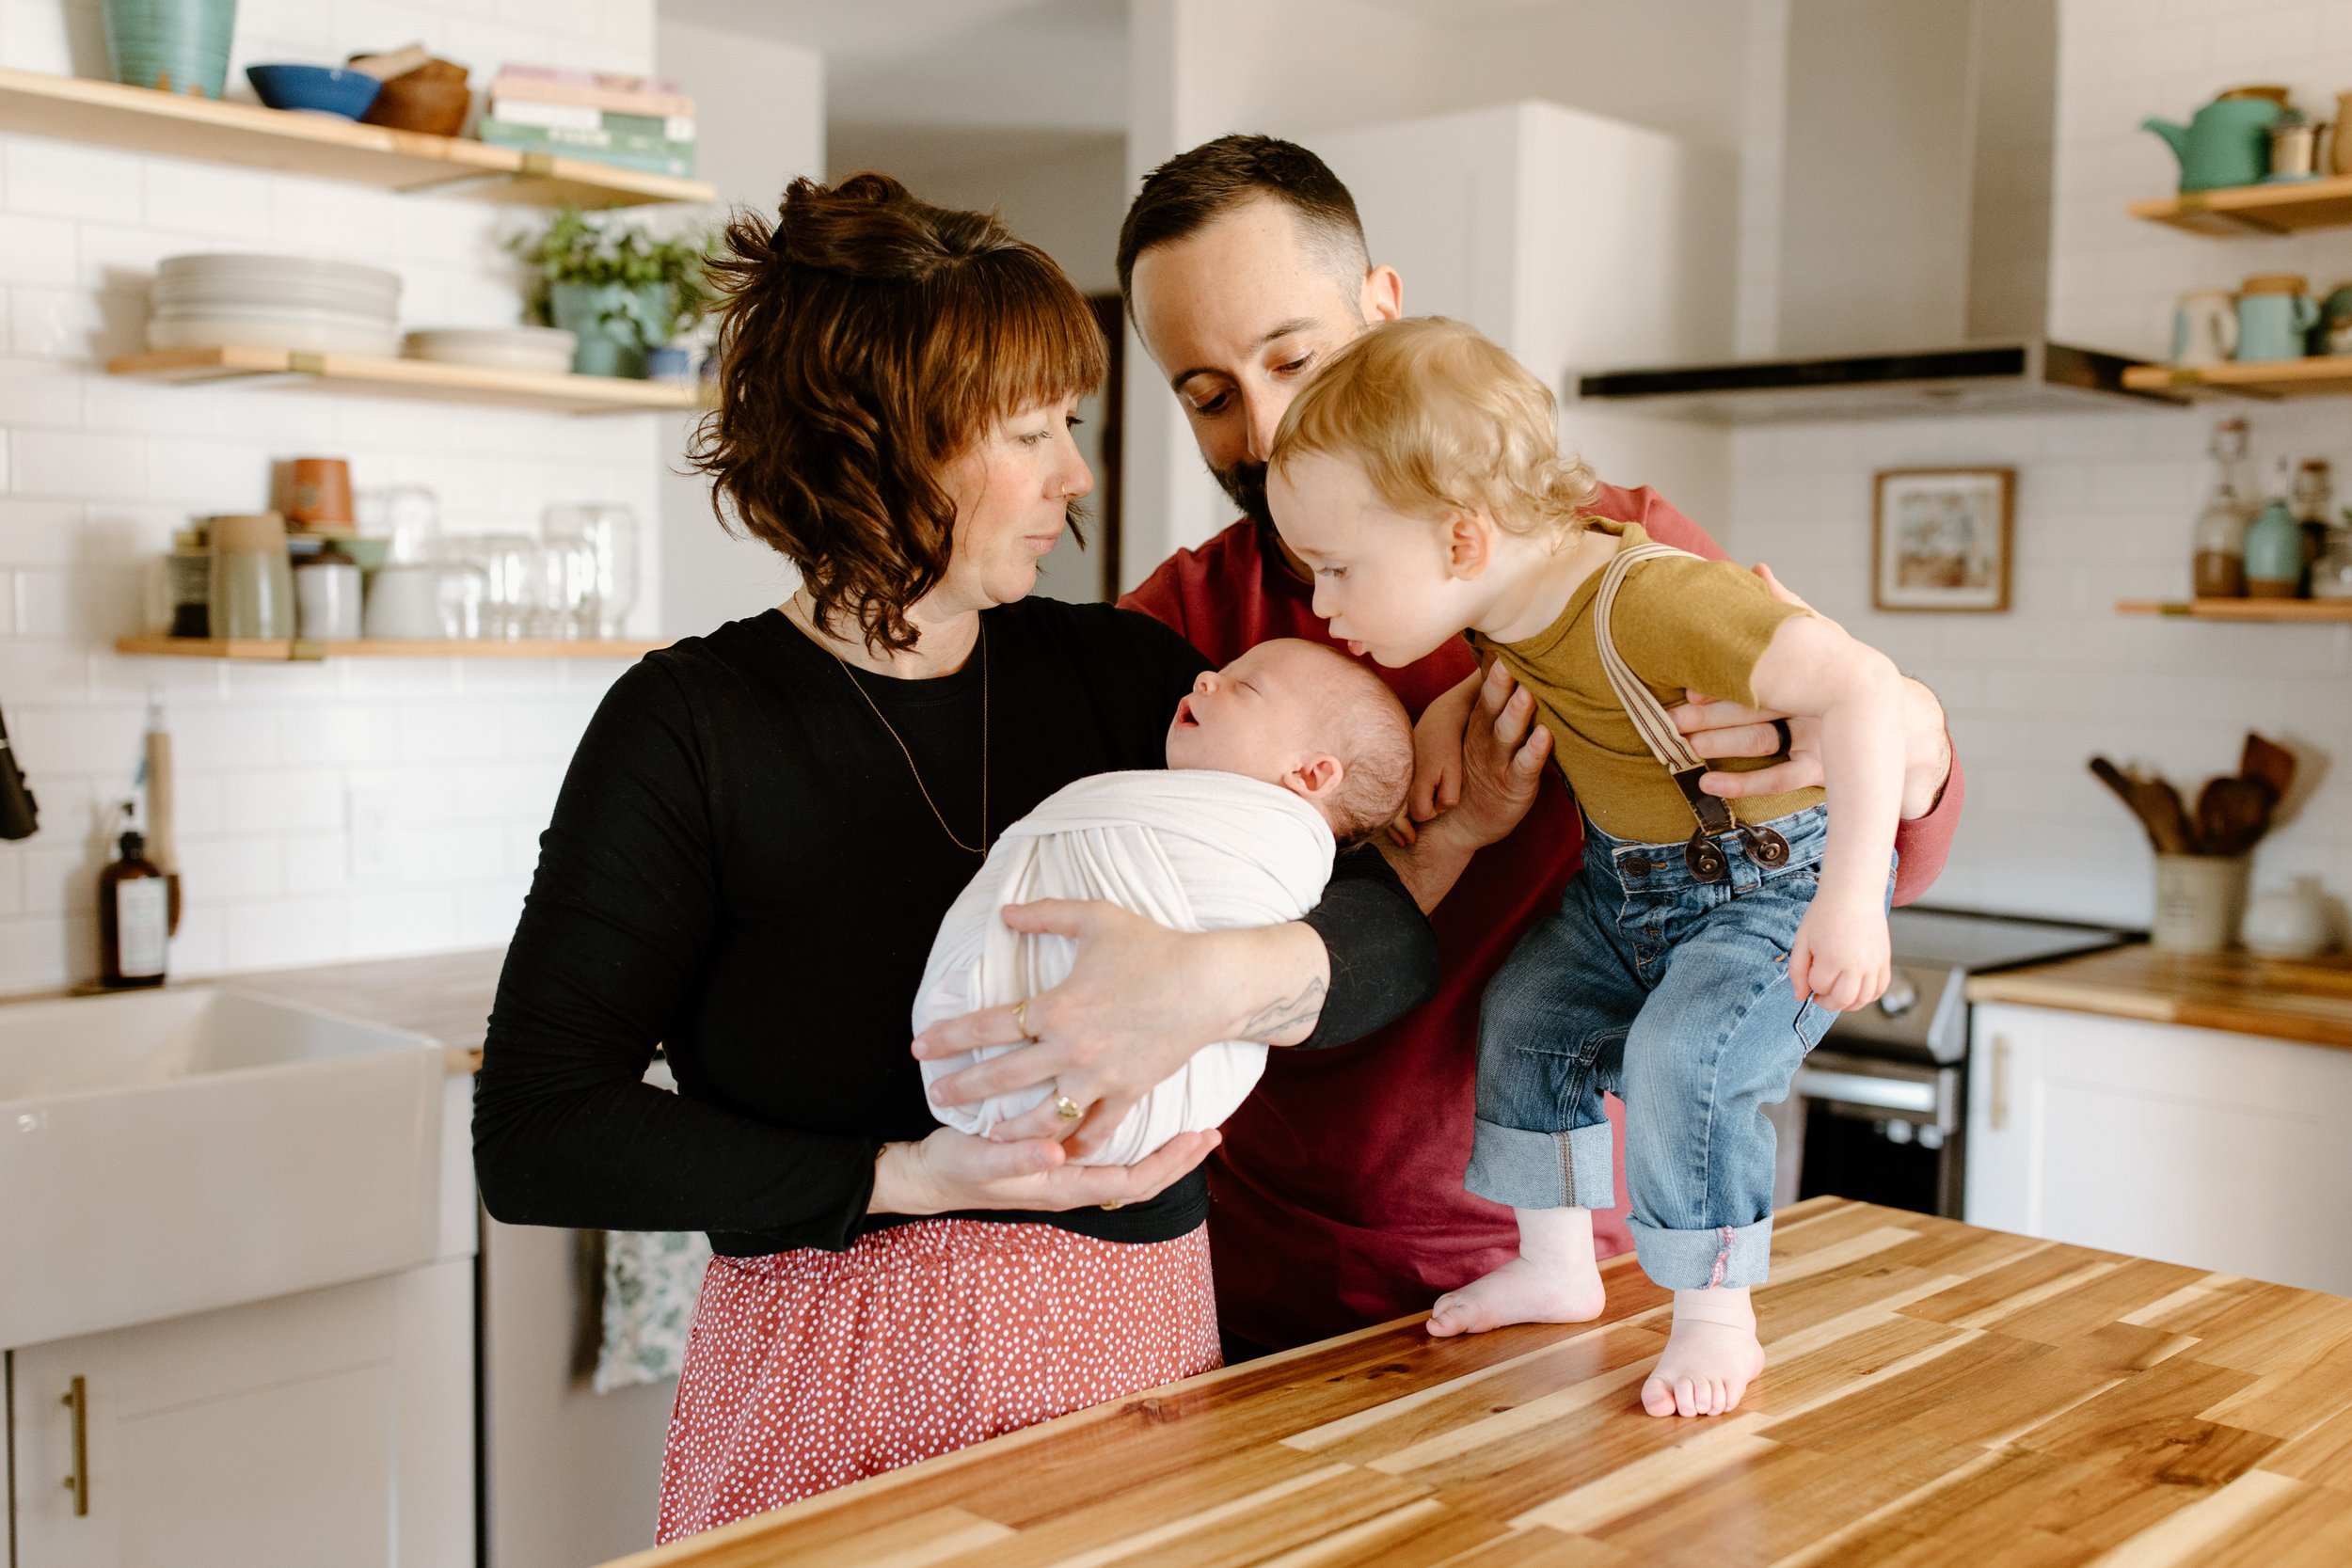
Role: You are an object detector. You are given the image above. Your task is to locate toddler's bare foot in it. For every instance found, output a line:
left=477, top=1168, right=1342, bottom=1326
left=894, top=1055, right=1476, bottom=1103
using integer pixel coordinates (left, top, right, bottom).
left=1428, top=1254, right=1605, bottom=1336
left=1641, top=1288, right=1764, bottom=1418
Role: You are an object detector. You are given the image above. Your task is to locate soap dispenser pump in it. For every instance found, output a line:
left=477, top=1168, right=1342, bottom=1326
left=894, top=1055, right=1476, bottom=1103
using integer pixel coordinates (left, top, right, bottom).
left=99, top=802, right=168, bottom=990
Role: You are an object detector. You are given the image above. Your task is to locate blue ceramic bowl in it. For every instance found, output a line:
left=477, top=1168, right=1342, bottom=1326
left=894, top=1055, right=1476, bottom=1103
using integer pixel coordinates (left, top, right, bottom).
left=246, top=64, right=382, bottom=119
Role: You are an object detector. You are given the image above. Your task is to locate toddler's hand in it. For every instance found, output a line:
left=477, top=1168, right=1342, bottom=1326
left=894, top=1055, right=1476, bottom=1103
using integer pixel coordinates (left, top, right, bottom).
left=1407, top=669, right=1481, bottom=822
left=1788, top=896, right=1890, bottom=1014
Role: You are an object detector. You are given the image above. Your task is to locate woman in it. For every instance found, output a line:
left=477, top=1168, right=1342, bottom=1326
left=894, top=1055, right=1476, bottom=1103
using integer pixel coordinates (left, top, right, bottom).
left=470, top=174, right=1439, bottom=1543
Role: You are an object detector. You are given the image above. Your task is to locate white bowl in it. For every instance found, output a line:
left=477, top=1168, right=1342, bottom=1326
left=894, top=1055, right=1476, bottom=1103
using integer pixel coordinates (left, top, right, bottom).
left=159, top=253, right=402, bottom=297
left=403, top=327, right=577, bottom=373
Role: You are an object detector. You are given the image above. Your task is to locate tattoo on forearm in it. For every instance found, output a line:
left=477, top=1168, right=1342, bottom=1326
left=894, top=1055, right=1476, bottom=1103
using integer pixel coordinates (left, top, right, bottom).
left=1241, top=979, right=1327, bottom=1040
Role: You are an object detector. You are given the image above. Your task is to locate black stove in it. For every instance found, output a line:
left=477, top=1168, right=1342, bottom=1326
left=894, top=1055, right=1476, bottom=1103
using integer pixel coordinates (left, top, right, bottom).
left=1772, top=906, right=2135, bottom=1218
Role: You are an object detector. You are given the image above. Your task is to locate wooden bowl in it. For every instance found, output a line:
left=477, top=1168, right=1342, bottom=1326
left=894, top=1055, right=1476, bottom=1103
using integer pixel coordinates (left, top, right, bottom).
left=361, top=72, right=470, bottom=137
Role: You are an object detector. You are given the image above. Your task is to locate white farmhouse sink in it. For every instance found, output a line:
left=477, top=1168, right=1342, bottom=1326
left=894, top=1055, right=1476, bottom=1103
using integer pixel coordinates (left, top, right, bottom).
left=0, top=987, right=444, bottom=1348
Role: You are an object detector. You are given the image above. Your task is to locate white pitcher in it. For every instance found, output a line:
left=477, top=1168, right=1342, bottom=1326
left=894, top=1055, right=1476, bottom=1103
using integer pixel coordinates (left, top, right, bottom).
left=2172, top=289, right=2237, bottom=367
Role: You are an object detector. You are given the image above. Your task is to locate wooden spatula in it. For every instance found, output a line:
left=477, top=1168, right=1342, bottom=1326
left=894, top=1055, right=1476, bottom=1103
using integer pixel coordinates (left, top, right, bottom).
left=2242, top=733, right=2296, bottom=802
left=2196, top=774, right=2274, bottom=856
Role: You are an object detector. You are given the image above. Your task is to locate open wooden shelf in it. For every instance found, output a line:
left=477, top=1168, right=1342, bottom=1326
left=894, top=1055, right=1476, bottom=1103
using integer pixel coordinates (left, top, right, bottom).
left=2121, top=356, right=2352, bottom=401
left=107, top=345, right=703, bottom=414
left=2130, top=175, right=2352, bottom=236
left=0, top=66, right=714, bottom=208
left=2117, top=598, right=2352, bottom=622
left=116, top=636, right=667, bottom=660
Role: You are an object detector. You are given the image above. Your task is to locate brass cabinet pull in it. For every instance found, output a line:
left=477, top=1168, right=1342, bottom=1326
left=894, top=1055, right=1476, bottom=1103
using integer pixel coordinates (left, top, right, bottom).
left=1990, top=1036, right=2011, bottom=1132
left=61, top=1373, right=89, bottom=1516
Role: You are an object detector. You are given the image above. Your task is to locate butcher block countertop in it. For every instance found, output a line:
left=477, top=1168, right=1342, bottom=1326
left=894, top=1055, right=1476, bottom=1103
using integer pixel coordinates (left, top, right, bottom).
left=602, top=1197, right=2352, bottom=1568
left=230, top=946, right=504, bottom=1073
left=1967, top=942, right=2352, bottom=1053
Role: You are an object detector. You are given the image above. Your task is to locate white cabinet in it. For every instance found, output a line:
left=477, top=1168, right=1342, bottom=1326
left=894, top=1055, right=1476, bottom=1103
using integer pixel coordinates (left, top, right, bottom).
left=8, top=1073, right=479, bottom=1567
left=1967, top=1003, right=2352, bottom=1295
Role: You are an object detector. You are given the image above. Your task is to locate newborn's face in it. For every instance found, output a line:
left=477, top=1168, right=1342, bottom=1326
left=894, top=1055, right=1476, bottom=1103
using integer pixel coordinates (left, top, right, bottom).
left=1165, top=641, right=1330, bottom=784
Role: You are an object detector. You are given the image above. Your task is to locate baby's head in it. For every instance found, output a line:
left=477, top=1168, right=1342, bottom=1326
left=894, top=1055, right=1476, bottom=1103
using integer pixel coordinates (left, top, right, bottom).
left=1165, top=639, right=1412, bottom=847
left=1264, top=316, right=1597, bottom=667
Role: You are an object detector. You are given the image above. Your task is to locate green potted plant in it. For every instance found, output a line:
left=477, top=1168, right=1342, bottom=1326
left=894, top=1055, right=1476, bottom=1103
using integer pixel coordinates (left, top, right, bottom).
left=509, top=210, right=716, bottom=379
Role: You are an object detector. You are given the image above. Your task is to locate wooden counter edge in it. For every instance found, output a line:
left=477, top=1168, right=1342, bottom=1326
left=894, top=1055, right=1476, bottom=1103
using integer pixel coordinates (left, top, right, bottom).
left=1967, top=949, right=2352, bottom=1053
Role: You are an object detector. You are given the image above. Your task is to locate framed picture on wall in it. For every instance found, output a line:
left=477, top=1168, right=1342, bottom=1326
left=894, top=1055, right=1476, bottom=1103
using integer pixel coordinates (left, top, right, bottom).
left=1872, top=467, right=2013, bottom=612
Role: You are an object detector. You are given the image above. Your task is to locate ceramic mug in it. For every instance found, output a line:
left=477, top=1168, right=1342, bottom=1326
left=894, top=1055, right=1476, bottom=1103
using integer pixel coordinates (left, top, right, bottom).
left=286, top=456, right=355, bottom=528
left=2235, top=275, right=2318, bottom=362
left=2173, top=289, right=2237, bottom=366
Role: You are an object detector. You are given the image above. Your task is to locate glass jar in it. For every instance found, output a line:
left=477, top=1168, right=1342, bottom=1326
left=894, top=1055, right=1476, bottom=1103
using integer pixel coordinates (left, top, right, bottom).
left=543, top=503, right=640, bottom=637
left=2191, top=419, right=2253, bottom=598
left=2312, top=523, right=2352, bottom=600
left=208, top=512, right=294, bottom=640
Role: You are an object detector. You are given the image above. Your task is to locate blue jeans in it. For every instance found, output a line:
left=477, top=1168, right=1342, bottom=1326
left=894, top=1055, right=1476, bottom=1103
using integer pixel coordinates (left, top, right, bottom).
left=1466, top=804, right=1892, bottom=1291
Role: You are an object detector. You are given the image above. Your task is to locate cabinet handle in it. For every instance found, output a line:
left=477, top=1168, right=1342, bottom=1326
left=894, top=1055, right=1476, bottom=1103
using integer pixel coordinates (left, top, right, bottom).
left=1990, top=1036, right=2011, bottom=1132
left=61, top=1373, right=89, bottom=1516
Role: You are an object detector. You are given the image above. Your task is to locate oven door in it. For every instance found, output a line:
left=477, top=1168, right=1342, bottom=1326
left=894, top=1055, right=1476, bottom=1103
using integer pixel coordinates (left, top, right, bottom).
left=1765, top=1049, right=1966, bottom=1219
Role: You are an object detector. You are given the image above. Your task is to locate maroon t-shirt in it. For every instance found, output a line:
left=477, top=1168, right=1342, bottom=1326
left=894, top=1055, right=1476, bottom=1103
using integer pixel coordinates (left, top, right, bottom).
left=1120, top=483, right=1967, bottom=1350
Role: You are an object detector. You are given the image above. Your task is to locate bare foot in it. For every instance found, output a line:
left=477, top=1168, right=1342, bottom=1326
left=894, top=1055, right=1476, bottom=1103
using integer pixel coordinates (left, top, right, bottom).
left=1428, top=1254, right=1606, bottom=1336
left=1641, top=1289, right=1765, bottom=1418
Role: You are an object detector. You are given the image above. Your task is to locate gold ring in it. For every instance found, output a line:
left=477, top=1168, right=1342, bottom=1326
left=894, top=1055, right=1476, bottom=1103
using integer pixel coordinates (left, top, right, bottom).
left=1012, top=999, right=1032, bottom=1039
left=1100, top=1200, right=1124, bottom=1211
left=1053, top=1093, right=1084, bottom=1123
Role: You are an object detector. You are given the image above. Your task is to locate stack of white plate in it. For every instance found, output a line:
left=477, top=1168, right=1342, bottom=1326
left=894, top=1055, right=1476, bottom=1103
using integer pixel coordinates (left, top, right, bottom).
left=403, top=326, right=578, bottom=375
left=148, top=254, right=403, bottom=356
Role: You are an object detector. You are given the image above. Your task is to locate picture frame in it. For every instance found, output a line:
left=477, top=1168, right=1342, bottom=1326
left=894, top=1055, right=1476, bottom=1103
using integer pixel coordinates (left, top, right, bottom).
left=1871, top=467, right=2013, bottom=612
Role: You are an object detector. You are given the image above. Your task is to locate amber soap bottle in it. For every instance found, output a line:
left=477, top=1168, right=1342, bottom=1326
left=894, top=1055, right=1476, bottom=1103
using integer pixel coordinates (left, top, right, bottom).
left=99, top=823, right=169, bottom=989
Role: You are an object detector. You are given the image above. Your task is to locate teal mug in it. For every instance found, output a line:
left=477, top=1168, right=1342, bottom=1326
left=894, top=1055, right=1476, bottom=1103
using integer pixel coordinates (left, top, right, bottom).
left=2235, top=277, right=2318, bottom=362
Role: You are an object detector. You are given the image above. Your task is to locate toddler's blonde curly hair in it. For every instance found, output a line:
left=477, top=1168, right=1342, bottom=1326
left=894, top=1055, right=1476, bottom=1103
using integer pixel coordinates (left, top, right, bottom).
left=1269, top=316, right=1597, bottom=539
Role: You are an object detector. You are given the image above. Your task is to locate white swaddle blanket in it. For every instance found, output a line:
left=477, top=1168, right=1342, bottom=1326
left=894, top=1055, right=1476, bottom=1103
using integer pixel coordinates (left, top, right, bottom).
left=914, top=768, right=1335, bottom=1166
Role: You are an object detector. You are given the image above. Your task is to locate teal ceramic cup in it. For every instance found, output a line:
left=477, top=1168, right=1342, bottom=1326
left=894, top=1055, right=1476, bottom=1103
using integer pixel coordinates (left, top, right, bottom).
left=102, top=0, right=238, bottom=99
left=2235, top=281, right=2318, bottom=362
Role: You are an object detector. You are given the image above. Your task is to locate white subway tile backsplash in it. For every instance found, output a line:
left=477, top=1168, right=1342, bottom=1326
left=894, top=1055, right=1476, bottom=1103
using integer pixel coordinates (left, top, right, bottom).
left=225, top=895, right=347, bottom=969
left=2, top=140, right=140, bottom=224
left=0, top=212, right=74, bottom=286
left=12, top=429, right=146, bottom=499
left=176, top=833, right=285, bottom=901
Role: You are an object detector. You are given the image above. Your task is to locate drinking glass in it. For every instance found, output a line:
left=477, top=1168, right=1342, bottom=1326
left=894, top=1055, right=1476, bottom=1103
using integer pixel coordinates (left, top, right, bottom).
left=544, top=503, right=640, bottom=638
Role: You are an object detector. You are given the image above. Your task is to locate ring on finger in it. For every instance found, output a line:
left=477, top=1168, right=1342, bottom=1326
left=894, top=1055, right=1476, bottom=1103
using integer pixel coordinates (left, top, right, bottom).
left=1013, top=998, right=1035, bottom=1040
left=1771, top=717, right=1793, bottom=754
left=1053, top=1092, right=1084, bottom=1123
left=1100, top=1199, right=1124, bottom=1211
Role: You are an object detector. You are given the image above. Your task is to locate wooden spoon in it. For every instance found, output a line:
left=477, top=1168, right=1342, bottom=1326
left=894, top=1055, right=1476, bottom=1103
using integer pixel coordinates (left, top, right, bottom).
left=2196, top=774, right=2274, bottom=856
left=2090, top=757, right=2194, bottom=853
left=2242, top=733, right=2296, bottom=802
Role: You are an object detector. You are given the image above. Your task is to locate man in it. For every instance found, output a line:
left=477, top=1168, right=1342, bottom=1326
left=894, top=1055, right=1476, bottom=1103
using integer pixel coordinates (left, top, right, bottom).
left=1115, top=135, right=1965, bottom=1358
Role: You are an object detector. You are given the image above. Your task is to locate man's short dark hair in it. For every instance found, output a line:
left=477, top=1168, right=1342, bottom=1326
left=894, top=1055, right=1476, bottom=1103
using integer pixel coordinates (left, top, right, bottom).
left=1116, top=134, right=1371, bottom=309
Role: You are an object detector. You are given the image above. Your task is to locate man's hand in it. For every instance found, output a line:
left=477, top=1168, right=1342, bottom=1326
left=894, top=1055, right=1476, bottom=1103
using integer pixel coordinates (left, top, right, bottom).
left=1677, top=563, right=1953, bottom=821
left=911, top=902, right=1326, bottom=1161
left=1380, top=660, right=1553, bottom=910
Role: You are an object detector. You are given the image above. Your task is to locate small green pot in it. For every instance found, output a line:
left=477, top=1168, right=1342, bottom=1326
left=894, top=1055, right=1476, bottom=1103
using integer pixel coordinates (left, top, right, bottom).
left=548, top=281, right=673, bottom=379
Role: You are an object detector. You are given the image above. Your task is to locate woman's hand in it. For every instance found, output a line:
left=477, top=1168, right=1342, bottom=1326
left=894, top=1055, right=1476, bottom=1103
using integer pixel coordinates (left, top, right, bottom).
left=913, top=902, right=1327, bottom=1159
left=868, top=1126, right=1220, bottom=1215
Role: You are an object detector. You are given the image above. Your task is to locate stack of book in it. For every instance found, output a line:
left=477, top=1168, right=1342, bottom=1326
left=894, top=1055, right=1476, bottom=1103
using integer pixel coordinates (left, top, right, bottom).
left=478, top=67, right=695, bottom=180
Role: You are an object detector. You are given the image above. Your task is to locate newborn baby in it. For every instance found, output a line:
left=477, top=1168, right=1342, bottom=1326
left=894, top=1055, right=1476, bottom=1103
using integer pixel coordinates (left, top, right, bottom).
left=914, top=637, right=1413, bottom=1165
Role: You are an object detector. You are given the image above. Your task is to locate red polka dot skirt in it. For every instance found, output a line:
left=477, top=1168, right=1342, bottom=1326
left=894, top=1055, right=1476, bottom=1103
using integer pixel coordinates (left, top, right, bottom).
left=654, top=1218, right=1219, bottom=1544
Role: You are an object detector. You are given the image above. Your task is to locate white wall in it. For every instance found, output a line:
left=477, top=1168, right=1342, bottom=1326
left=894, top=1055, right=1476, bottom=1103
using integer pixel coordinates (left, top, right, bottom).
left=1726, top=0, right=2352, bottom=925
left=652, top=15, right=824, bottom=638
left=0, top=2, right=670, bottom=992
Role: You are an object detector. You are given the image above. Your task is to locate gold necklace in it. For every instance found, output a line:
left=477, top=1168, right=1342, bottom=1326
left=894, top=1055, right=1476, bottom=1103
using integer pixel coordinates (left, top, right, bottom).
left=797, top=606, right=989, bottom=854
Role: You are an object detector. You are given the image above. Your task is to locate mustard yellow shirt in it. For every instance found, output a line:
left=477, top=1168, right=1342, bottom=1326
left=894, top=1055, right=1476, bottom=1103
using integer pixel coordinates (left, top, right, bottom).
left=1469, top=518, right=1825, bottom=844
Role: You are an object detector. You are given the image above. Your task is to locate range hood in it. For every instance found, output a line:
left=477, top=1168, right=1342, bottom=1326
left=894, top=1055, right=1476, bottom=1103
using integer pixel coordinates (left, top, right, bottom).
left=1576, top=0, right=2178, bottom=423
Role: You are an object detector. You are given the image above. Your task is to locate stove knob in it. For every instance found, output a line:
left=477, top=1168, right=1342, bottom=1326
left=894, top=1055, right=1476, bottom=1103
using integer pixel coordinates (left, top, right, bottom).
left=1879, top=974, right=1919, bottom=1017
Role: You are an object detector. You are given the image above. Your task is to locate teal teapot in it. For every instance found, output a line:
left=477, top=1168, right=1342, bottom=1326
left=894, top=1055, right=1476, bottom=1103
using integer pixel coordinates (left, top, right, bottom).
left=2144, top=94, right=2285, bottom=191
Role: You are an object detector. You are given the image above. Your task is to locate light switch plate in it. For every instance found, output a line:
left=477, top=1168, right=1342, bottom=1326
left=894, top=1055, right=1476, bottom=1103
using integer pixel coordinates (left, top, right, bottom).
left=348, top=788, right=396, bottom=879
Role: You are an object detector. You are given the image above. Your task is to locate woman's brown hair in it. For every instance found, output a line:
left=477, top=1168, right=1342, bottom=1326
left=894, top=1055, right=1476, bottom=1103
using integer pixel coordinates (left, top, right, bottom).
left=690, top=174, right=1107, bottom=653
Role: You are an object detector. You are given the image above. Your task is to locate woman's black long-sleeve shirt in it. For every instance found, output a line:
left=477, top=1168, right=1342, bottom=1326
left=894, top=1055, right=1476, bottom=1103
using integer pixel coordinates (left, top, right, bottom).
left=472, top=599, right=1438, bottom=1256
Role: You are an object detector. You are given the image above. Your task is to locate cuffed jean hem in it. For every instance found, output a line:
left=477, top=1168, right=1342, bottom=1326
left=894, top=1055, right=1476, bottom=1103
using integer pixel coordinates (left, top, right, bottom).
left=1629, top=1213, right=1773, bottom=1291
left=1464, top=1117, right=1616, bottom=1211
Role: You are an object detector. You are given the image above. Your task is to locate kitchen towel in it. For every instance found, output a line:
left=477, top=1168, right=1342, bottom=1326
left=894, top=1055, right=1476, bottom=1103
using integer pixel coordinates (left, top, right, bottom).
left=912, top=769, right=1334, bottom=1166
left=593, top=1228, right=712, bottom=1394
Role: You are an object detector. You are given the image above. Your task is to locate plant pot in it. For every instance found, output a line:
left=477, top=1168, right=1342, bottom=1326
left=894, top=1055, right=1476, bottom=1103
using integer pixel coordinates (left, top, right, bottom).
left=2151, top=852, right=2251, bottom=953
left=102, top=0, right=237, bottom=99
left=548, top=281, right=672, bottom=379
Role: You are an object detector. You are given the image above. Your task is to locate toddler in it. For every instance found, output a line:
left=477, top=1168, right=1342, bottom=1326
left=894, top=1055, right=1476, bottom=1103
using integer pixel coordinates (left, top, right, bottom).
left=914, top=638, right=1412, bottom=1164
left=1265, top=318, right=1905, bottom=1419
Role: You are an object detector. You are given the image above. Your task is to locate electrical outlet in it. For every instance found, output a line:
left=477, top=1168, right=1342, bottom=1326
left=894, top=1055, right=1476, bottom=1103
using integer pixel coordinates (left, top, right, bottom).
left=348, top=788, right=396, bottom=879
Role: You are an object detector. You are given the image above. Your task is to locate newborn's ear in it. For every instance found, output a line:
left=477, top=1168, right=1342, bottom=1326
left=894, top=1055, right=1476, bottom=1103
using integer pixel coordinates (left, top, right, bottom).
left=1286, top=752, right=1344, bottom=800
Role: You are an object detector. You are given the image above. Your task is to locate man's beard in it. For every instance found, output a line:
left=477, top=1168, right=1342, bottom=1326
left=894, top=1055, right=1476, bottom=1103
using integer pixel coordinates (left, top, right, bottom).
left=1216, top=458, right=1275, bottom=531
